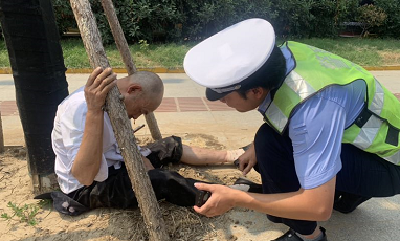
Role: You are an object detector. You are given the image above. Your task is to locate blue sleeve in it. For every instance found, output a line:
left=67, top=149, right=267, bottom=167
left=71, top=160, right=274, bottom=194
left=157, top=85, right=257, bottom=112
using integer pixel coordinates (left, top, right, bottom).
left=288, top=89, right=347, bottom=190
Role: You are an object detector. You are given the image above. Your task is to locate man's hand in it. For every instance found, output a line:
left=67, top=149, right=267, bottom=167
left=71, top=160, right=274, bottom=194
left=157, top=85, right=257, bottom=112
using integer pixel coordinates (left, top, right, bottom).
left=142, top=156, right=155, bottom=171
left=193, top=183, right=238, bottom=217
left=85, top=67, right=117, bottom=112
left=237, top=143, right=257, bottom=175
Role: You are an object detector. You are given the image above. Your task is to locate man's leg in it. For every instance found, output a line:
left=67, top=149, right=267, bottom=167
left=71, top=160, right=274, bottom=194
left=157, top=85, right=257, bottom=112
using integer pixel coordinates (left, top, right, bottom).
left=180, top=145, right=244, bottom=165
left=254, top=123, right=318, bottom=235
left=70, top=162, right=202, bottom=210
left=143, top=135, right=245, bottom=166
left=142, top=136, right=183, bottom=168
left=335, top=144, right=400, bottom=213
left=148, top=169, right=199, bottom=205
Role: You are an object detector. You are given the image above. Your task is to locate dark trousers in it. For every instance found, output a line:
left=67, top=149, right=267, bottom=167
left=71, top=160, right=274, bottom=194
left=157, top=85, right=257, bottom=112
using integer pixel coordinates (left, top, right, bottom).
left=69, top=163, right=199, bottom=210
left=50, top=136, right=201, bottom=216
left=254, top=123, right=400, bottom=235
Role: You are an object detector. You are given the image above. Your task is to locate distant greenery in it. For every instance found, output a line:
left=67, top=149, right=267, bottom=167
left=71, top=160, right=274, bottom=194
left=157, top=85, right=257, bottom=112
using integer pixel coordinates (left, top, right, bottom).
left=0, top=38, right=399, bottom=68
left=1, top=1, right=399, bottom=43
left=50, top=0, right=400, bottom=44
left=0, top=41, right=9, bottom=67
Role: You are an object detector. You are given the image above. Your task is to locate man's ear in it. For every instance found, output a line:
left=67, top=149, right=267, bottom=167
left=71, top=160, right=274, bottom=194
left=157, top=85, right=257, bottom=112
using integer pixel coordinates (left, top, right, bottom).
left=127, top=84, right=142, bottom=94
left=250, top=87, right=265, bottom=99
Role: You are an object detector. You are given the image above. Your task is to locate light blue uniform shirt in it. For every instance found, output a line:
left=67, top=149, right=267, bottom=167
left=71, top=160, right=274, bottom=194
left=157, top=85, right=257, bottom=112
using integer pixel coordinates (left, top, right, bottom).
left=259, top=45, right=366, bottom=189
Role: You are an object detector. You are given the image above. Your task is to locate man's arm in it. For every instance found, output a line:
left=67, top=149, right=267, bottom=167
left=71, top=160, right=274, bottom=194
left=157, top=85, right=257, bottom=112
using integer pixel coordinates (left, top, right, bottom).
left=194, top=176, right=336, bottom=221
left=71, top=67, right=116, bottom=185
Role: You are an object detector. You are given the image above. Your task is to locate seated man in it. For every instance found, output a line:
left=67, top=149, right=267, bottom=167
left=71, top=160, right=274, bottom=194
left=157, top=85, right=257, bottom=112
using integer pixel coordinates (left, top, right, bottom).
left=48, top=67, right=243, bottom=215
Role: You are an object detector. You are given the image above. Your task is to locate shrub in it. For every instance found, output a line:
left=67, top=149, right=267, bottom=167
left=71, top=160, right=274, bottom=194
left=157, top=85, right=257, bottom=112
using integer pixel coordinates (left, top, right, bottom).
left=50, top=0, right=399, bottom=43
left=52, top=0, right=182, bottom=44
left=374, top=0, right=400, bottom=38
left=356, top=4, right=387, bottom=37
left=179, top=0, right=275, bottom=40
left=267, top=0, right=314, bottom=38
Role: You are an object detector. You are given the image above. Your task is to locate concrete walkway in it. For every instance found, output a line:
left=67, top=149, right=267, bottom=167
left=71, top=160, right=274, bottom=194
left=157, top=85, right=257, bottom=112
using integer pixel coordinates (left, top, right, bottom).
left=1, top=71, right=399, bottom=147
left=1, top=71, right=400, bottom=240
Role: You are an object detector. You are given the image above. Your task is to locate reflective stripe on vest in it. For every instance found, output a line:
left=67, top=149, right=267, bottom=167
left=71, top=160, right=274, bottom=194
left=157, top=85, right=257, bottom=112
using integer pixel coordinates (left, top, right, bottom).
left=263, top=41, right=400, bottom=164
left=352, top=79, right=384, bottom=150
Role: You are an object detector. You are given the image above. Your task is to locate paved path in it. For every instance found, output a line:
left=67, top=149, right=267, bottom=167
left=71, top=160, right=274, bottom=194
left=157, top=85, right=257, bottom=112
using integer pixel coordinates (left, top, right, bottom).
left=1, top=71, right=400, bottom=240
left=2, top=71, right=399, bottom=146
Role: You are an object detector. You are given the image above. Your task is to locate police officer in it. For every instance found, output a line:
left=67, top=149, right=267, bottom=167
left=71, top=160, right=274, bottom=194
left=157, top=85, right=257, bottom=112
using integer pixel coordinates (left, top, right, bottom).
left=184, top=18, right=400, bottom=241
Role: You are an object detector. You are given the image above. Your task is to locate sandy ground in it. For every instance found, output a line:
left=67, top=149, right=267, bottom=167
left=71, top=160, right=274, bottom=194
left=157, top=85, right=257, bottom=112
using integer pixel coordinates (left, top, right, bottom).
left=0, top=133, right=282, bottom=241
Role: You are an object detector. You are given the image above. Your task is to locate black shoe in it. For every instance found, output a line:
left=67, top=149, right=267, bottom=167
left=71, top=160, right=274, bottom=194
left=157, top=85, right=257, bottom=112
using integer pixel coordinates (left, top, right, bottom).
left=233, top=177, right=263, bottom=193
left=272, top=227, right=328, bottom=241
left=333, top=192, right=371, bottom=214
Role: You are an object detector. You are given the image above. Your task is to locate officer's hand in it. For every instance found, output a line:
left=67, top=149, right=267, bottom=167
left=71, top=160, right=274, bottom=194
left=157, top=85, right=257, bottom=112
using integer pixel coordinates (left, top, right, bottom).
left=193, top=183, right=236, bottom=217
left=238, top=143, right=257, bottom=176
left=85, top=67, right=117, bottom=112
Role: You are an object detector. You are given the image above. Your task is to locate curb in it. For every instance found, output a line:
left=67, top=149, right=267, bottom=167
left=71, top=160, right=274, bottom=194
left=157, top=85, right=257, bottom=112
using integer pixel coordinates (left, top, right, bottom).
left=66, top=67, right=186, bottom=74
left=362, top=66, right=400, bottom=71
left=1, top=66, right=400, bottom=74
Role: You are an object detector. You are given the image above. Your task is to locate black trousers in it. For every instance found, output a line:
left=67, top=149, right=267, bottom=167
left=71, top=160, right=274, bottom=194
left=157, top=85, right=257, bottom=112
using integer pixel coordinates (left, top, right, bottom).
left=50, top=136, right=203, bottom=216
left=254, top=123, right=400, bottom=235
left=69, top=163, right=199, bottom=210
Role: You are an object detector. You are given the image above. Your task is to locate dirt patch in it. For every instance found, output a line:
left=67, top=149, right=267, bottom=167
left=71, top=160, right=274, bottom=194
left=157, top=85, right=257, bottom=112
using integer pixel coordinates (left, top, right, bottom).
left=0, top=134, right=265, bottom=241
left=137, top=133, right=226, bottom=150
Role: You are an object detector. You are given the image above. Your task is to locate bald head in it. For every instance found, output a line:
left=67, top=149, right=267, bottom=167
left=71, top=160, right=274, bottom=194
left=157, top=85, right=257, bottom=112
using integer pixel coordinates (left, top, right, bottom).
left=129, top=71, right=163, bottom=96
left=117, top=71, right=164, bottom=119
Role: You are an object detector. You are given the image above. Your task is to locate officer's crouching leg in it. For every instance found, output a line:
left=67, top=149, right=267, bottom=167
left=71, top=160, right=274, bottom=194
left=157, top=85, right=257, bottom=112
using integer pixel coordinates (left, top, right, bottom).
left=254, top=123, right=318, bottom=235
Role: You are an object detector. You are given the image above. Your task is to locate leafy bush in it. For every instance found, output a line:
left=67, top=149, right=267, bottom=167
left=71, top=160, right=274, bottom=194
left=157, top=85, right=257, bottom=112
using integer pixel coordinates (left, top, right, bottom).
left=268, top=0, right=315, bottom=38
left=356, top=4, right=387, bottom=37
left=52, top=0, right=182, bottom=44
left=374, top=0, right=400, bottom=38
left=50, top=0, right=399, bottom=43
left=178, top=0, right=275, bottom=40
left=266, top=0, right=359, bottom=38
left=308, top=0, right=337, bottom=38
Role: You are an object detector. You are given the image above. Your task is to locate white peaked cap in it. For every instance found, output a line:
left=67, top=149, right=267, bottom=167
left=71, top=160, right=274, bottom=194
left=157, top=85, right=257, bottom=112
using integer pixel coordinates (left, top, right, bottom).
left=184, top=18, right=275, bottom=94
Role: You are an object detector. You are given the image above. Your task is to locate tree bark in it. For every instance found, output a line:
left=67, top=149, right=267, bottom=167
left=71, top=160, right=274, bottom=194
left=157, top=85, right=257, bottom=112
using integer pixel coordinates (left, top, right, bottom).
left=68, top=1, right=169, bottom=240
left=0, top=112, right=4, bottom=153
left=101, top=0, right=162, bottom=140
left=0, top=0, right=68, bottom=193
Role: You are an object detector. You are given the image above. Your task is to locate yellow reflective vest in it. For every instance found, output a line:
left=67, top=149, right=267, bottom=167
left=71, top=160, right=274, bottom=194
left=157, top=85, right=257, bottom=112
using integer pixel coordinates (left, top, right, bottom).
left=263, top=41, right=400, bottom=164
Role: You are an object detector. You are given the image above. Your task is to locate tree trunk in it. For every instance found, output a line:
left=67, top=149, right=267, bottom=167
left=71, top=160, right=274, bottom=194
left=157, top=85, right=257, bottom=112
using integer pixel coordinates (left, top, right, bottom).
left=68, top=1, right=169, bottom=240
left=0, top=0, right=68, bottom=193
left=101, top=0, right=162, bottom=140
left=0, top=112, right=4, bottom=153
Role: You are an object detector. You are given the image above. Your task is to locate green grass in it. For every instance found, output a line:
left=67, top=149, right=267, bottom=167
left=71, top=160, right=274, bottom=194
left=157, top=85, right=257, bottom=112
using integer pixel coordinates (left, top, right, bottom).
left=61, top=39, right=194, bottom=69
left=1, top=200, right=51, bottom=226
left=0, top=40, right=10, bottom=67
left=0, top=38, right=399, bottom=68
left=290, top=38, right=400, bottom=66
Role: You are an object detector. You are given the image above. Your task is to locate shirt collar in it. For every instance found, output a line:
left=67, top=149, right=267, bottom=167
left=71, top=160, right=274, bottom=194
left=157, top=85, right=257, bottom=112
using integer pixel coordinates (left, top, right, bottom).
left=258, top=43, right=295, bottom=115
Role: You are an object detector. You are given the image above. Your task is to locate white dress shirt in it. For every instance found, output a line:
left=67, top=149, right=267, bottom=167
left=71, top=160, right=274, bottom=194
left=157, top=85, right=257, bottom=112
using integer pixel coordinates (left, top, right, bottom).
left=52, top=87, right=144, bottom=194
